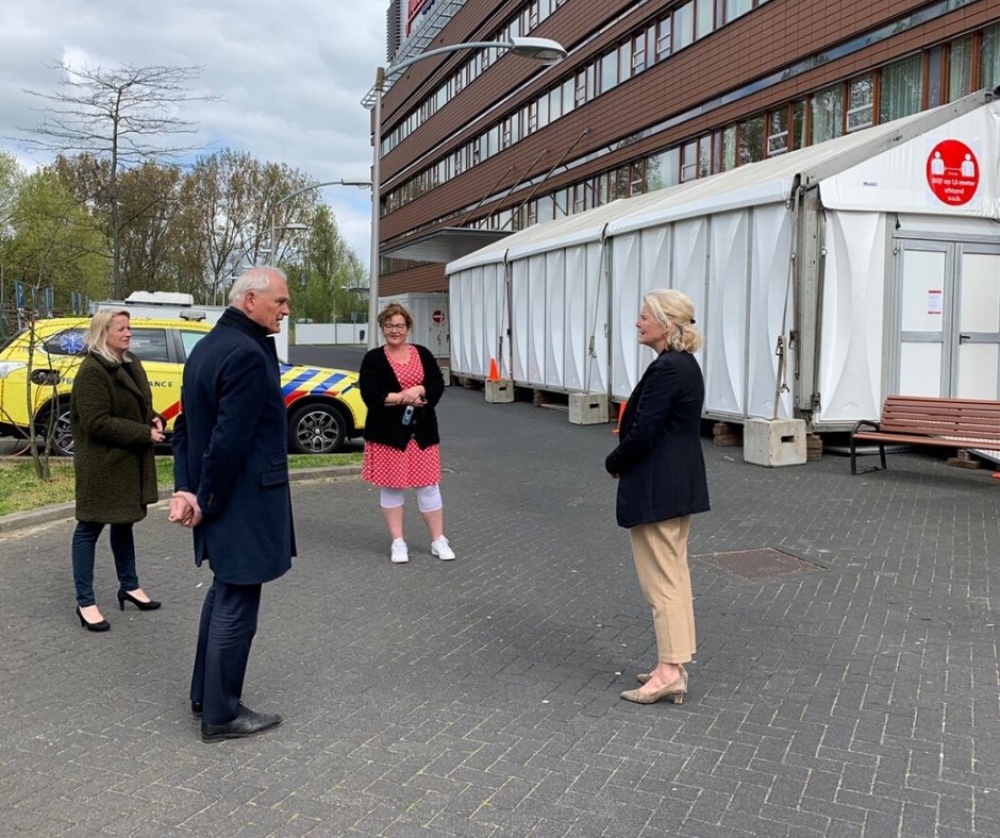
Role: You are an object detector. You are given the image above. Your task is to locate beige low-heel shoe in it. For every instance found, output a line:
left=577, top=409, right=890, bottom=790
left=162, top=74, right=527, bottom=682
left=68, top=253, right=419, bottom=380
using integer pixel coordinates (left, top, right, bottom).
left=624, top=667, right=687, bottom=704
left=637, top=663, right=685, bottom=685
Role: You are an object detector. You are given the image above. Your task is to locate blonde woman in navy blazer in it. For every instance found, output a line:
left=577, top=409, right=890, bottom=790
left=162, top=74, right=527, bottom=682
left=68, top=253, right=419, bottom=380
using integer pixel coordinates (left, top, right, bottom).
left=606, top=289, right=710, bottom=705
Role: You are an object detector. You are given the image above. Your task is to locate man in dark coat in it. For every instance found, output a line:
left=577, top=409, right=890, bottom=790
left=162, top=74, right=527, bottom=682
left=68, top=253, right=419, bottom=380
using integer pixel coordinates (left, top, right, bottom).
left=170, top=266, right=296, bottom=742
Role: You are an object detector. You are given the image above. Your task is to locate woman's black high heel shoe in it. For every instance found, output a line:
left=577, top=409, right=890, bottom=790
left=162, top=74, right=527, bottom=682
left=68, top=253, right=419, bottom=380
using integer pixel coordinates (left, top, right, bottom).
left=117, top=589, right=161, bottom=611
left=76, top=606, right=110, bottom=632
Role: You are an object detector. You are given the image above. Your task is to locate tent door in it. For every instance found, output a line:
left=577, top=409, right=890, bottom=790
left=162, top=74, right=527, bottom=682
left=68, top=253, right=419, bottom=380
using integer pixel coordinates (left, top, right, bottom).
left=891, top=239, right=1000, bottom=400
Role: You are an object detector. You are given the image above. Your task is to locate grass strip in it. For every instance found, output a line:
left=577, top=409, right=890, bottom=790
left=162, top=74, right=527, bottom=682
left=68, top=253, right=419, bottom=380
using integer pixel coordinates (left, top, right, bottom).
left=0, top=452, right=362, bottom=517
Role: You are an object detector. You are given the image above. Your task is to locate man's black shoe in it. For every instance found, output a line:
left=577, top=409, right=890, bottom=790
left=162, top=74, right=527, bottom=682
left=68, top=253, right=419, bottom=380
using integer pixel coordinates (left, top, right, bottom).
left=191, top=701, right=203, bottom=717
left=200, top=705, right=282, bottom=743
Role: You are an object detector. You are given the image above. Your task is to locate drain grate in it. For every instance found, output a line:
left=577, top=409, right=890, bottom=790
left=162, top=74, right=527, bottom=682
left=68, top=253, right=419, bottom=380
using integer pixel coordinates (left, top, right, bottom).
left=694, top=547, right=823, bottom=580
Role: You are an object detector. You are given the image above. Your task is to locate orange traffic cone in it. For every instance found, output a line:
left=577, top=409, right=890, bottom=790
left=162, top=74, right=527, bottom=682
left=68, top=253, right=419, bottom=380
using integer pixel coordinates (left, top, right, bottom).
left=488, top=357, right=500, bottom=382
left=613, top=400, right=626, bottom=435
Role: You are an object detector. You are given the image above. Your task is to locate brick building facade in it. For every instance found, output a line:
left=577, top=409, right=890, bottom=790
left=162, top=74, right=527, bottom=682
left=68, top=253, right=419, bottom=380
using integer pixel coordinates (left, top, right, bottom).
left=375, top=0, right=1000, bottom=296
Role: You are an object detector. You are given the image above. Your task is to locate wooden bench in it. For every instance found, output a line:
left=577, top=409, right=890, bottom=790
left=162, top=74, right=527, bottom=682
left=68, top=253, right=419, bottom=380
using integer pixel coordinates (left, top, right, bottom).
left=850, top=396, right=1000, bottom=475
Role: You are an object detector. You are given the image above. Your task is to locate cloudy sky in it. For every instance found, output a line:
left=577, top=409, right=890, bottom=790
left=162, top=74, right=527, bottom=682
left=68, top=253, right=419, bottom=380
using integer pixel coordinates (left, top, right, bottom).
left=0, top=0, right=386, bottom=266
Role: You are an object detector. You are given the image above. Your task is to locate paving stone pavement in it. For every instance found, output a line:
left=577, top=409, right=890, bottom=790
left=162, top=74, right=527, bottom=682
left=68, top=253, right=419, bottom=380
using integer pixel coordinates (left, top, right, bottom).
left=0, top=386, right=998, bottom=838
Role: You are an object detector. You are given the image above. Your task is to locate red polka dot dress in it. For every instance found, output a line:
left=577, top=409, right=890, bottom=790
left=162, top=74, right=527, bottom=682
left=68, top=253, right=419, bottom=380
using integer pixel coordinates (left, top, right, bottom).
left=362, top=346, right=442, bottom=489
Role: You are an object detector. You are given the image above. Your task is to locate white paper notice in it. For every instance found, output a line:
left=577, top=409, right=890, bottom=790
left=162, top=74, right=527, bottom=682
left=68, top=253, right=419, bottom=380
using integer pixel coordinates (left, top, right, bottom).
left=927, top=289, right=943, bottom=315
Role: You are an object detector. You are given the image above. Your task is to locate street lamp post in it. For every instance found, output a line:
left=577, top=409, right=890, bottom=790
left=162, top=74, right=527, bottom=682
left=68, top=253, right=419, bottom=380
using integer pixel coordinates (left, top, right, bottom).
left=365, top=36, right=568, bottom=350
left=268, top=179, right=370, bottom=267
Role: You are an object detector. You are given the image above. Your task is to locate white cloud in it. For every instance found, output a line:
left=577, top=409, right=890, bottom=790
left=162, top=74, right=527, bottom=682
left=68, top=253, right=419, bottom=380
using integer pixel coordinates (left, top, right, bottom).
left=0, top=0, right=385, bottom=265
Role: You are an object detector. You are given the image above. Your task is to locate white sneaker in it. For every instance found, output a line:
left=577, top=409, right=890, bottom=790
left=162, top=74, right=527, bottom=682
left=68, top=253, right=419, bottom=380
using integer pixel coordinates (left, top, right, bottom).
left=431, top=536, right=456, bottom=561
left=390, top=539, right=409, bottom=563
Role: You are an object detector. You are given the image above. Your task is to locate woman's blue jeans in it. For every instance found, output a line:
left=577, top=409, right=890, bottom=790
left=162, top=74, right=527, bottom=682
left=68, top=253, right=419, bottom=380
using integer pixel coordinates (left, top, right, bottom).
left=72, top=521, right=139, bottom=607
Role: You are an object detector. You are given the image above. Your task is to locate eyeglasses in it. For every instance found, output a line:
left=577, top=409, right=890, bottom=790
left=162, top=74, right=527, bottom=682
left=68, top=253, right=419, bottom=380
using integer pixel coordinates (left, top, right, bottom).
left=383, top=323, right=407, bottom=332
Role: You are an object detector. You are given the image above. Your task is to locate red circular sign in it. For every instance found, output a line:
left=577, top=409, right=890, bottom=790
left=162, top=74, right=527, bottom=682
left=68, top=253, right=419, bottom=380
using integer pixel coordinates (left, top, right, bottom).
left=926, top=139, right=980, bottom=206
left=431, top=309, right=444, bottom=325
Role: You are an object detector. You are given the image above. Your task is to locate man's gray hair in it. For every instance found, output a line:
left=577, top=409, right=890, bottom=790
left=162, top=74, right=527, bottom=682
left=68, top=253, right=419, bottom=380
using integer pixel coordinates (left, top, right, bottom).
left=229, top=267, right=288, bottom=305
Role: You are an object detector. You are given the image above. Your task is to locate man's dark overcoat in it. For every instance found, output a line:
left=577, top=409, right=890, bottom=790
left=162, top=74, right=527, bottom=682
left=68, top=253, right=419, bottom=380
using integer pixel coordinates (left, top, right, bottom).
left=172, top=307, right=295, bottom=585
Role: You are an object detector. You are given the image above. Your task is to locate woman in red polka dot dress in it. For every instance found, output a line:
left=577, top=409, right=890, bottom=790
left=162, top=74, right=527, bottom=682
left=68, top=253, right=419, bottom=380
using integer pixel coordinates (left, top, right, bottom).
left=359, top=303, right=455, bottom=564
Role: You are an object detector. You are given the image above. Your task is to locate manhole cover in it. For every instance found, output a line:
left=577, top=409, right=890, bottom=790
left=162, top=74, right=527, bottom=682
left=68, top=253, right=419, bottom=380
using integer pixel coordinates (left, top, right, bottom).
left=694, top=547, right=822, bottom=580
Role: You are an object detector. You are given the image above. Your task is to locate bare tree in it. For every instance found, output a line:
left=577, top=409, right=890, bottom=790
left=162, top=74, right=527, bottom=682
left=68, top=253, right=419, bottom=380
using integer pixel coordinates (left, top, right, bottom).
left=20, top=62, right=217, bottom=298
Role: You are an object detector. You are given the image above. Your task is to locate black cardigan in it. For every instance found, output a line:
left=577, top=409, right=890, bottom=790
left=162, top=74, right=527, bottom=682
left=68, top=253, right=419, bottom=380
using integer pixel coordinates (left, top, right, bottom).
left=359, top=343, right=445, bottom=450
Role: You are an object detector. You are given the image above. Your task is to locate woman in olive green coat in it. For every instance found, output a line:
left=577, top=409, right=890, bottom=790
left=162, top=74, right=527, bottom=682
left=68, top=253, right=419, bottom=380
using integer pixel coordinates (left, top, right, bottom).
left=69, top=310, right=165, bottom=632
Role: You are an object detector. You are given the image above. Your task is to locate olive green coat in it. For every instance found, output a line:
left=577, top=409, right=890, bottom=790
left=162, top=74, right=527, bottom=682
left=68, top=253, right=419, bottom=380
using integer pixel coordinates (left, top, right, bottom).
left=70, top=352, right=159, bottom=524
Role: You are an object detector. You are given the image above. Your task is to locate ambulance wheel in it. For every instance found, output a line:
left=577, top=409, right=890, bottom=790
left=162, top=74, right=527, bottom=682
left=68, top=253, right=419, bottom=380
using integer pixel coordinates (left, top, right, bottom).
left=288, top=402, right=346, bottom=454
left=34, top=399, right=75, bottom=456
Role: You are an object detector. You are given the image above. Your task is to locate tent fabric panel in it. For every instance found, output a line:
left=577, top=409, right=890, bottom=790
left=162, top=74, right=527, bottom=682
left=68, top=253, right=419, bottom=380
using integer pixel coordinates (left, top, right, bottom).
left=526, top=255, right=547, bottom=387
left=746, top=204, right=795, bottom=420
left=586, top=241, right=610, bottom=395
left=563, top=247, right=588, bottom=393
left=610, top=233, right=643, bottom=400
left=545, top=250, right=567, bottom=389
left=447, top=270, right=471, bottom=375
left=704, top=212, right=748, bottom=417
left=814, top=211, right=887, bottom=425
left=511, top=260, right=529, bottom=383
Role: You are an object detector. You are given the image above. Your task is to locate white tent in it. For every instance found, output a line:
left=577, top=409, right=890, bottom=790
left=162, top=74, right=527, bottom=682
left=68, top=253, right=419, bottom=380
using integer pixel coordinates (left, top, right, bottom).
left=447, top=90, right=1000, bottom=429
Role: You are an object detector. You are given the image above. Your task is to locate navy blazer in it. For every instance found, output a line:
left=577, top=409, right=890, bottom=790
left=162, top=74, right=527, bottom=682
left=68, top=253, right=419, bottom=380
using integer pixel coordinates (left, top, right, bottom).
left=605, top=349, right=710, bottom=528
left=172, top=307, right=296, bottom=584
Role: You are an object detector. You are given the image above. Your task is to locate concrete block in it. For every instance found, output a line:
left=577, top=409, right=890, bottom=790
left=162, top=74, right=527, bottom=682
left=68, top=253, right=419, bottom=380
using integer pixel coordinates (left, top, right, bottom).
left=743, top=418, right=807, bottom=467
left=569, top=392, right=610, bottom=425
left=438, top=364, right=451, bottom=385
left=485, top=379, right=514, bottom=403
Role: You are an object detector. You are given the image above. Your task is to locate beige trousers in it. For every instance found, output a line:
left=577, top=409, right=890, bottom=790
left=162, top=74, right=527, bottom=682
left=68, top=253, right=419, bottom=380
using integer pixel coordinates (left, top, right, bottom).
left=629, top=516, right=696, bottom=664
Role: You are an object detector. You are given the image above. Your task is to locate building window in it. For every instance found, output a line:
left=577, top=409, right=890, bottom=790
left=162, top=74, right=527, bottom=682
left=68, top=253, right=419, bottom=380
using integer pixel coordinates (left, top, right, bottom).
left=619, top=42, right=632, bottom=83
left=647, top=147, right=680, bottom=190
left=562, top=78, right=575, bottom=116
left=674, top=1, right=695, bottom=51
left=575, top=70, right=587, bottom=107
left=549, top=87, right=563, bottom=121
left=680, top=140, right=699, bottom=181
left=767, top=107, right=789, bottom=156
left=812, top=86, right=843, bottom=143
left=948, top=36, right=974, bottom=102
left=721, top=125, right=737, bottom=171
left=792, top=100, right=807, bottom=151
left=981, top=23, right=1000, bottom=89
left=725, top=0, right=753, bottom=22
left=630, top=160, right=646, bottom=195
left=879, top=54, right=923, bottom=123
left=632, top=32, right=647, bottom=73
left=656, top=17, right=672, bottom=61
left=538, top=93, right=550, bottom=128
left=846, top=75, right=873, bottom=132
left=696, top=0, right=714, bottom=40
left=738, top=115, right=765, bottom=164
left=601, top=50, right=619, bottom=94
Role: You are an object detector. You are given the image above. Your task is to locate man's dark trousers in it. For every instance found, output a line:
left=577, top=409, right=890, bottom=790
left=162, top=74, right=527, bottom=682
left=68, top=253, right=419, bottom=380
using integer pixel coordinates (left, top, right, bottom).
left=190, top=577, right=262, bottom=725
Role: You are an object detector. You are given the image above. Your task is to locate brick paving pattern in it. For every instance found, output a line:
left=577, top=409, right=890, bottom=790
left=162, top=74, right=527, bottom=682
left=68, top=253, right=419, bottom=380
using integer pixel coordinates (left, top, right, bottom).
left=1, top=386, right=998, bottom=837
